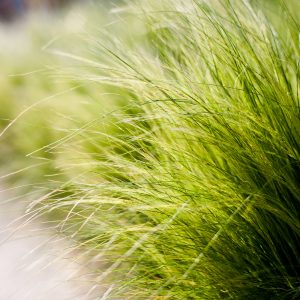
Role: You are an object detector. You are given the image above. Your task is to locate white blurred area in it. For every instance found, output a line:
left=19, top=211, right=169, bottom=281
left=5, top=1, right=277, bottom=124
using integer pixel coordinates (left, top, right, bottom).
left=0, top=6, right=88, bottom=67
left=0, top=186, right=100, bottom=299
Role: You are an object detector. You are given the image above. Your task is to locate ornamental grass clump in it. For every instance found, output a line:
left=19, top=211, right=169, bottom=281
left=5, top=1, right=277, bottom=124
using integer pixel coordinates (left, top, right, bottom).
left=4, top=0, right=300, bottom=299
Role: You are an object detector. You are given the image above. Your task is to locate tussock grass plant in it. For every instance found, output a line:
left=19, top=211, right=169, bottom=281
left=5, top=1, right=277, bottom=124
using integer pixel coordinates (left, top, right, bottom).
left=1, top=0, right=300, bottom=299
left=34, top=0, right=300, bottom=298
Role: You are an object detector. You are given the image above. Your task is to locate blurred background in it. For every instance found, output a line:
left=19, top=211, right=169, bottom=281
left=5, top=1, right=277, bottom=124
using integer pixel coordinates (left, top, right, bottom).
left=0, top=1, right=117, bottom=299
left=0, top=0, right=72, bottom=21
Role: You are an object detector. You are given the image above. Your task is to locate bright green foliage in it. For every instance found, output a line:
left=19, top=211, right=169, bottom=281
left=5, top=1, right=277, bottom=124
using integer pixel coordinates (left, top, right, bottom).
left=1, top=0, right=299, bottom=299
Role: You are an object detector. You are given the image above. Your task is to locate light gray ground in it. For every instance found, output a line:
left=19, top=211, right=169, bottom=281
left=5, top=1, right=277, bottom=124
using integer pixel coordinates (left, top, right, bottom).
left=0, top=186, right=99, bottom=300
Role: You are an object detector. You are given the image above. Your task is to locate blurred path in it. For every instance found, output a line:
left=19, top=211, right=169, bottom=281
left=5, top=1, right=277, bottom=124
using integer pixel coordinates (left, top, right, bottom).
left=0, top=185, right=98, bottom=300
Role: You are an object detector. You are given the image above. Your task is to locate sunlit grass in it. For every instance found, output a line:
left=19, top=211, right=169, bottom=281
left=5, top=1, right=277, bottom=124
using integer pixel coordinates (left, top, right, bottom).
left=0, top=0, right=299, bottom=299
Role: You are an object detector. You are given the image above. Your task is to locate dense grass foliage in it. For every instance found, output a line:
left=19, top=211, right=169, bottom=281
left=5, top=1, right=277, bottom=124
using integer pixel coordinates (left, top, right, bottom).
left=1, top=0, right=299, bottom=299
